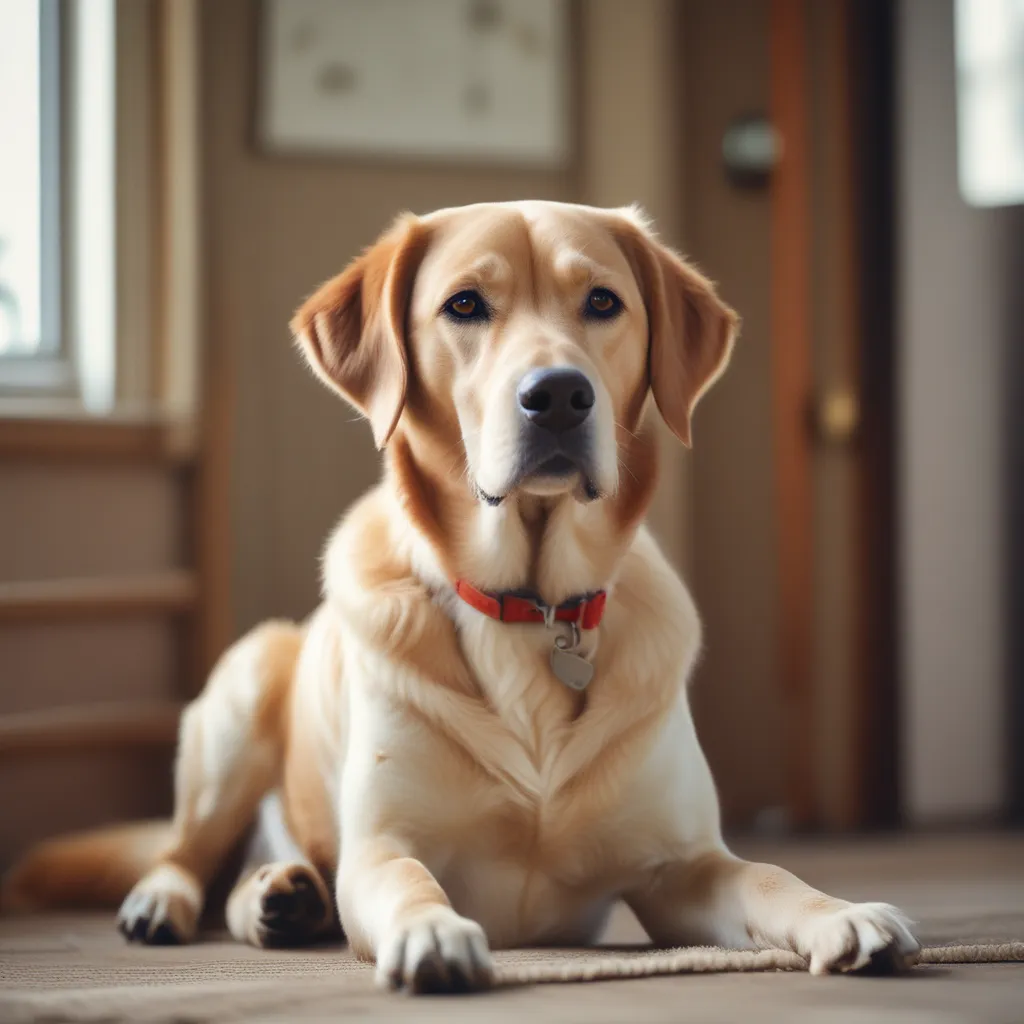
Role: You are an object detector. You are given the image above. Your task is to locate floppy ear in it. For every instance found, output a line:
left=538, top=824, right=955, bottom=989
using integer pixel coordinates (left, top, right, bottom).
left=615, top=210, right=739, bottom=447
left=290, top=214, right=428, bottom=449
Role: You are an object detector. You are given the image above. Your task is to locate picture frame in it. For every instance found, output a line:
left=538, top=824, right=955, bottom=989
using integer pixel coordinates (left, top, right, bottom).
left=257, top=0, right=570, bottom=167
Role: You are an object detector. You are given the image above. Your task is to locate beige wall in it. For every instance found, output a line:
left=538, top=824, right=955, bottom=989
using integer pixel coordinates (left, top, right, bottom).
left=0, top=463, right=179, bottom=864
left=581, top=1, right=690, bottom=574
left=898, top=0, right=1009, bottom=821
left=200, top=0, right=690, bottom=635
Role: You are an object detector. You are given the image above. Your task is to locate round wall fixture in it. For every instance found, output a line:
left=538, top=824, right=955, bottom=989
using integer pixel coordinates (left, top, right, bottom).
left=722, top=115, right=782, bottom=187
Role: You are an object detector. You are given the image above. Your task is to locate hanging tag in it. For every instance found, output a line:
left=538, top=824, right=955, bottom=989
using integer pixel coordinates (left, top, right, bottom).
left=549, top=625, right=594, bottom=691
left=550, top=646, right=594, bottom=691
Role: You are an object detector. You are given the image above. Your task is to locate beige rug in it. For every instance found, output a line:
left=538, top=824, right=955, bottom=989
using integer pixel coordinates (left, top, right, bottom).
left=2, top=834, right=1024, bottom=1023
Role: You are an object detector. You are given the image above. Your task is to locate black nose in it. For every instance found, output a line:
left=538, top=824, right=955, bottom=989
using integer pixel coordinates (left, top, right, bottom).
left=517, top=367, right=595, bottom=433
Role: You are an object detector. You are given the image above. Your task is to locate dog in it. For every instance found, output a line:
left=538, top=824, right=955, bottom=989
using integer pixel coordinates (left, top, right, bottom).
left=3, top=201, right=918, bottom=993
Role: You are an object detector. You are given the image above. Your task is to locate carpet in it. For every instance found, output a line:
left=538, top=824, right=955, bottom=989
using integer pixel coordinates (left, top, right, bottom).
left=2, top=832, right=1023, bottom=1023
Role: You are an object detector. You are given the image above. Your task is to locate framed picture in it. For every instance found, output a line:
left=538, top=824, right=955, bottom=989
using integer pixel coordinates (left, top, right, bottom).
left=258, top=0, right=569, bottom=166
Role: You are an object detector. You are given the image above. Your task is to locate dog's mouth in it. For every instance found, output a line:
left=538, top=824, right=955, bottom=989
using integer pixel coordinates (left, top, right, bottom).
left=534, top=454, right=576, bottom=477
left=476, top=452, right=601, bottom=506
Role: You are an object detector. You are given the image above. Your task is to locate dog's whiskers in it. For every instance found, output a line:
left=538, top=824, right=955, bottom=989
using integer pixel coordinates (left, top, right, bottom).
left=615, top=420, right=641, bottom=442
left=617, top=455, right=639, bottom=485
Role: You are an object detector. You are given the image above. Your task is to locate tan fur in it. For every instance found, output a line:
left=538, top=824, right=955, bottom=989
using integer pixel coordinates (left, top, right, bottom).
left=3, top=202, right=917, bottom=992
left=1, top=821, right=171, bottom=913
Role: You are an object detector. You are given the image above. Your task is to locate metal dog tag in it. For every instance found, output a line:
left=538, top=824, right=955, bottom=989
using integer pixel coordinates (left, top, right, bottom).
left=550, top=646, right=594, bottom=691
left=550, top=627, right=594, bottom=691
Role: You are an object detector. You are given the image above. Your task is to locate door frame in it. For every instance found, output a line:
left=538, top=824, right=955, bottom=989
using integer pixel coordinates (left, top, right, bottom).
left=769, top=0, right=899, bottom=829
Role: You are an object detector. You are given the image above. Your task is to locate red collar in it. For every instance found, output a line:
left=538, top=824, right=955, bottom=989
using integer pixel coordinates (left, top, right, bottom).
left=453, top=580, right=607, bottom=630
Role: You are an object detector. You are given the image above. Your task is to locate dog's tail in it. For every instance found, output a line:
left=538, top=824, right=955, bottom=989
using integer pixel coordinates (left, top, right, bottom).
left=1, top=820, right=172, bottom=913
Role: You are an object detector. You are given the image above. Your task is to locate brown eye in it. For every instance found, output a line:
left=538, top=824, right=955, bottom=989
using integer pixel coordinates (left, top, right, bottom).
left=443, top=290, right=489, bottom=321
left=585, top=287, right=622, bottom=319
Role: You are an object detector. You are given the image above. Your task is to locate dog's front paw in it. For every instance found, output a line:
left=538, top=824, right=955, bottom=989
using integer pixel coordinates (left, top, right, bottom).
left=377, top=907, right=493, bottom=994
left=118, top=864, right=202, bottom=945
left=802, top=902, right=919, bottom=975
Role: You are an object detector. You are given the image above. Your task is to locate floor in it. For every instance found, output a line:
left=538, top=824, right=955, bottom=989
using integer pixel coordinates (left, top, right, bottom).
left=1, top=833, right=1023, bottom=1023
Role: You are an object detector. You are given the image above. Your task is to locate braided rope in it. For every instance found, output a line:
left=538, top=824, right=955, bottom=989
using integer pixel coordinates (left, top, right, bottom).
left=493, top=941, right=1024, bottom=986
left=917, top=942, right=1024, bottom=965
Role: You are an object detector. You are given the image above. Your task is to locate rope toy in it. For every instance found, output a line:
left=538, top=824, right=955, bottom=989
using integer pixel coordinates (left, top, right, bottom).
left=492, top=941, right=1024, bottom=986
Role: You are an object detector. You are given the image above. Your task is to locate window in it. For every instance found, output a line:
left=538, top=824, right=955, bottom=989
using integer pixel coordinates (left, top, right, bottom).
left=0, top=0, right=60, bottom=362
left=0, top=0, right=117, bottom=408
left=955, top=0, right=1024, bottom=207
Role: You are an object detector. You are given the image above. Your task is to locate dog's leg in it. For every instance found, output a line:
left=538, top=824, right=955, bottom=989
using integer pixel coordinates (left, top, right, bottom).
left=339, top=837, right=493, bottom=994
left=118, top=622, right=301, bottom=945
left=627, top=851, right=919, bottom=974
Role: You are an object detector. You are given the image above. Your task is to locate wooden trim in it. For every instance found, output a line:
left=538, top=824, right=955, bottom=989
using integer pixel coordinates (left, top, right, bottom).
left=0, top=701, right=182, bottom=758
left=188, top=0, right=233, bottom=696
left=155, top=0, right=201, bottom=420
left=155, top=0, right=230, bottom=697
left=828, top=0, right=863, bottom=829
left=0, top=571, right=197, bottom=623
left=0, top=414, right=195, bottom=463
left=805, top=0, right=863, bottom=831
left=188, top=325, right=235, bottom=693
left=188, top=378, right=234, bottom=692
left=848, top=0, right=900, bottom=826
left=115, top=0, right=158, bottom=407
left=770, top=0, right=816, bottom=829
left=1008, top=234, right=1024, bottom=824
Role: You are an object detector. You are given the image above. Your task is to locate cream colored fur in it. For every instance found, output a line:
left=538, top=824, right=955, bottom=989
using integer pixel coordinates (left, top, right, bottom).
left=4, top=202, right=917, bottom=994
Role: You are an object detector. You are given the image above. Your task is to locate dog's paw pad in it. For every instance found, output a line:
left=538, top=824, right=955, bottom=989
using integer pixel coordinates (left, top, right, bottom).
left=249, top=863, right=330, bottom=948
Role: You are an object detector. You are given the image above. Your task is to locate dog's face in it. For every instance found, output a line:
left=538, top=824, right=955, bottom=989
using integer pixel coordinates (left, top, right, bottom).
left=292, top=202, right=737, bottom=507
left=409, top=204, right=649, bottom=504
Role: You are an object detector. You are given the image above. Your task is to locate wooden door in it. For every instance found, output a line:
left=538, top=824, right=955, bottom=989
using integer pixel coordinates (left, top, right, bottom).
left=680, top=0, right=783, bottom=830
left=681, top=0, right=897, bottom=830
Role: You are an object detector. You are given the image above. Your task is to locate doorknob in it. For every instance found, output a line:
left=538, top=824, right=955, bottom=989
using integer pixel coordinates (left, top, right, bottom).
left=811, top=388, right=860, bottom=445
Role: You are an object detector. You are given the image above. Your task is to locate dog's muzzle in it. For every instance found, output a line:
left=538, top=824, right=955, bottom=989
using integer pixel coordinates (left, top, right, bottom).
left=513, top=367, right=598, bottom=487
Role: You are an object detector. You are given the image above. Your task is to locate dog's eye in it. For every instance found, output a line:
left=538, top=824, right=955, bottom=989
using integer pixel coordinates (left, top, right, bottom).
left=584, top=287, right=622, bottom=320
left=443, top=290, right=489, bottom=322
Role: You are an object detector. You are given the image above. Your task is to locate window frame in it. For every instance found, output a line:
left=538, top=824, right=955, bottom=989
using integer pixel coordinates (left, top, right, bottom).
left=0, top=0, right=74, bottom=395
left=0, top=0, right=201, bottom=436
left=0, top=0, right=164, bottom=417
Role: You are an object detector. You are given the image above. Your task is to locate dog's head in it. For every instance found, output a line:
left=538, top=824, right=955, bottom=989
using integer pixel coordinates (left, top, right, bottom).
left=292, top=202, right=737, bottom=507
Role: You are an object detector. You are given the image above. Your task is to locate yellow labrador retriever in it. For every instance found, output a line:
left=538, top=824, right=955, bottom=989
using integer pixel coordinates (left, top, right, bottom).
left=4, top=202, right=917, bottom=993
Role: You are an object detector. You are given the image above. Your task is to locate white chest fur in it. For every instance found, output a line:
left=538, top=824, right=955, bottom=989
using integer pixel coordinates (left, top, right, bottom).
left=453, top=606, right=596, bottom=783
